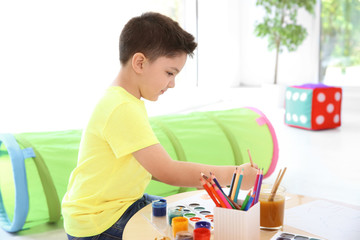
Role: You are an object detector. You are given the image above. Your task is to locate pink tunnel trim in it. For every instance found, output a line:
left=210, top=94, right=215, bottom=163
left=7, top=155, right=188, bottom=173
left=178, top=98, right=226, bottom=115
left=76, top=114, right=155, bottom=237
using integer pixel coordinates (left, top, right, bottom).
left=245, top=107, right=279, bottom=178
left=256, top=117, right=267, bottom=126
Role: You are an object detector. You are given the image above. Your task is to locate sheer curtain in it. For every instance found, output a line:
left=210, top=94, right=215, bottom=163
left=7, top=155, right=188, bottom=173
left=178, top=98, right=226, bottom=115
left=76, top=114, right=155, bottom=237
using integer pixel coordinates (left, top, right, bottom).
left=0, top=0, right=197, bottom=133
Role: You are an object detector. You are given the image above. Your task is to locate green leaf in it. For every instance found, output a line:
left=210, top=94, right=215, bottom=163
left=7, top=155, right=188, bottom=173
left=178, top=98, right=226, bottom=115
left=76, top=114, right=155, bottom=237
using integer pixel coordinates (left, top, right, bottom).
left=253, top=0, right=315, bottom=52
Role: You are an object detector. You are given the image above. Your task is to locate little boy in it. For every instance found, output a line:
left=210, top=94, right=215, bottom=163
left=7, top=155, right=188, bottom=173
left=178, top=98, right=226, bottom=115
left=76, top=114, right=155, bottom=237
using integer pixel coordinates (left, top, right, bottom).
left=62, top=12, right=258, bottom=240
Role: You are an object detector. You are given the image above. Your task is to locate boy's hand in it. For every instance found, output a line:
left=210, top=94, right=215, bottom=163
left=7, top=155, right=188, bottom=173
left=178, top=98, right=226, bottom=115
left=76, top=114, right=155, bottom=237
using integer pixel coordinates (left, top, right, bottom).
left=239, top=162, right=259, bottom=190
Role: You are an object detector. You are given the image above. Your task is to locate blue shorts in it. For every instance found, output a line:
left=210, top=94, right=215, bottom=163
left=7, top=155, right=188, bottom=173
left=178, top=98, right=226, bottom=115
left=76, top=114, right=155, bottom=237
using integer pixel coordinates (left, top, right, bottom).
left=66, top=194, right=162, bottom=240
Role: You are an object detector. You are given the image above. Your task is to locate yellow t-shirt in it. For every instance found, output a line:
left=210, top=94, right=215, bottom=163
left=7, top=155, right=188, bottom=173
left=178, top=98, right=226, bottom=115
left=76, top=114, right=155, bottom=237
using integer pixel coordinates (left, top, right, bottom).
left=61, top=86, right=159, bottom=237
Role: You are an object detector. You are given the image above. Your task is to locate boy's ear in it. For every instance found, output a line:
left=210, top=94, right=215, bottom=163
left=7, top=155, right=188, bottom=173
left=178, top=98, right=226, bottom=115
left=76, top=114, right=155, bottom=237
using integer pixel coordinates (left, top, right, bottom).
left=131, top=53, right=147, bottom=73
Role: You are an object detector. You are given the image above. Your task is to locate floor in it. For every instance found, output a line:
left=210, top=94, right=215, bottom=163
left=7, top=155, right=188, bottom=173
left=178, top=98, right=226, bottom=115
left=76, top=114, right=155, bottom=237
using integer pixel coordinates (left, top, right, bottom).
left=1, top=86, right=359, bottom=239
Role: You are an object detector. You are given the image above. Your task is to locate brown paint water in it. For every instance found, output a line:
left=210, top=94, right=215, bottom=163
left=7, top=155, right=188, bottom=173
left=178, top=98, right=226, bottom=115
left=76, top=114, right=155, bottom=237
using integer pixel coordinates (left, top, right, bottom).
left=259, top=195, right=285, bottom=230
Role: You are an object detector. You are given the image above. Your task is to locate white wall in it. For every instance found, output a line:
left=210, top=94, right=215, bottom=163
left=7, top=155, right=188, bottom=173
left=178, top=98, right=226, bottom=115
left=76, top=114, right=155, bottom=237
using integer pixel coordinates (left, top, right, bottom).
left=197, top=0, right=242, bottom=88
left=197, top=0, right=321, bottom=87
left=0, top=0, right=193, bottom=133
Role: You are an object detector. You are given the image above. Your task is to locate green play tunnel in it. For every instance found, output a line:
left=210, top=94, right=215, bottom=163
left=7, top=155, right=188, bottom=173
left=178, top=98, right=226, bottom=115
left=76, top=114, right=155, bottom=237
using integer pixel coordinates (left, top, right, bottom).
left=0, top=107, right=278, bottom=233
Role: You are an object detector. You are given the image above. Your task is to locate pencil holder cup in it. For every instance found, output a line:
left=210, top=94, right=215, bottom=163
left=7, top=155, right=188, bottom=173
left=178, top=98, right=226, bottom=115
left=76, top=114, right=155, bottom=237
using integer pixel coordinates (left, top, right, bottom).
left=213, top=203, right=260, bottom=240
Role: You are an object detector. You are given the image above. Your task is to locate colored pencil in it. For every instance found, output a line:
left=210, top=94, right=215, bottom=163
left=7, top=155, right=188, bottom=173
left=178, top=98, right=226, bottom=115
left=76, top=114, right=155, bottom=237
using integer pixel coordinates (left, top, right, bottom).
left=202, top=173, right=227, bottom=208
left=200, top=178, right=221, bottom=207
left=227, top=196, right=241, bottom=210
left=210, top=175, right=236, bottom=209
left=233, top=168, right=244, bottom=202
left=247, top=149, right=254, bottom=168
left=214, top=185, right=233, bottom=209
left=201, top=172, right=210, bottom=182
left=251, top=169, right=261, bottom=207
left=230, top=168, right=240, bottom=200
left=241, top=190, right=251, bottom=210
left=210, top=172, right=226, bottom=196
left=252, top=169, right=260, bottom=193
left=228, top=168, right=237, bottom=198
left=210, top=172, right=235, bottom=208
left=254, top=169, right=264, bottom=205
left=244, top=193, right=255, bottom=211
left=211, top=185, right=227, bottom=208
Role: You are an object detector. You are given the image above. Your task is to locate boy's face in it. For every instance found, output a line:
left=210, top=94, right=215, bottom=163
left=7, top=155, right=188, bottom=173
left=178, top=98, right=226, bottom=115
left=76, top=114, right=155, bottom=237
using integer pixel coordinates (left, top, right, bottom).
left=140, top=53, right=187, bottom=101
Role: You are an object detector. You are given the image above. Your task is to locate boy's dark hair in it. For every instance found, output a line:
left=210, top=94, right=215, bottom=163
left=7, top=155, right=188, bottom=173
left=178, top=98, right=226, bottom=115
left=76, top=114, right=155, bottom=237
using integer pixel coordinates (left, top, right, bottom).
left=119, top=12, right=197, bottom=65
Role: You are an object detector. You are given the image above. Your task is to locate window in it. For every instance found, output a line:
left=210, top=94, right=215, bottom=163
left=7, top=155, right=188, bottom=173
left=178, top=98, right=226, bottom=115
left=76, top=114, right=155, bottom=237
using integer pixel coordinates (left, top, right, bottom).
left=320, top=0, right=360, bottom=86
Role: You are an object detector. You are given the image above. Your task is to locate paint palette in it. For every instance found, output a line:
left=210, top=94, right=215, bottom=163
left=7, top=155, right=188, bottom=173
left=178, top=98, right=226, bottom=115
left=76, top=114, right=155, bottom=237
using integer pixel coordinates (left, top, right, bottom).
left=270, top=231, right=324, bottom=240
left=145, top=191, right=231, bottom=237
left=171, top=202, right=214, bottom=230
left=168, top=192, right=217, bottom=230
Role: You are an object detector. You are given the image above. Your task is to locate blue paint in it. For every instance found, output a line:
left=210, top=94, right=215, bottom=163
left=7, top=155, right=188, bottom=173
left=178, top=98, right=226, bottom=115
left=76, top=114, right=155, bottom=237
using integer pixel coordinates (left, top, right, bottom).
left=152, top=199, right=167, bottom=217
left=195, top=220, right=211, bottom=230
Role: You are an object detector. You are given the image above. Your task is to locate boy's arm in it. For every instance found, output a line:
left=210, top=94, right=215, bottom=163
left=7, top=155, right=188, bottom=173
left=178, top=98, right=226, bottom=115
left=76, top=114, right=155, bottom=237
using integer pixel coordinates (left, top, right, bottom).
left=133, top=143, right=258, bottom=190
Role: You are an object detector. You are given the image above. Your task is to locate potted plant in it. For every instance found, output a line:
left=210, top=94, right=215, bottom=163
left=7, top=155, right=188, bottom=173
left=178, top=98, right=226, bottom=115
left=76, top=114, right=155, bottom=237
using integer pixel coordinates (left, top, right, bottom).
left=254, top=0, right=316, bottom=85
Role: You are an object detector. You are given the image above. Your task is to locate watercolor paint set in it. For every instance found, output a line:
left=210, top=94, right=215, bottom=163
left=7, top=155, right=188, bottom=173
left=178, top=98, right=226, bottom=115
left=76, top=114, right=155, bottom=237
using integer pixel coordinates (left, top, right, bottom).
left=169, top=202, right=214, bottom=230
left=270, top=231, right=323, bottom=240
left=144, top=192, right=216, bottom=237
